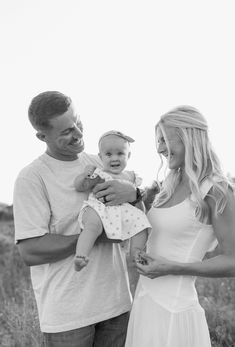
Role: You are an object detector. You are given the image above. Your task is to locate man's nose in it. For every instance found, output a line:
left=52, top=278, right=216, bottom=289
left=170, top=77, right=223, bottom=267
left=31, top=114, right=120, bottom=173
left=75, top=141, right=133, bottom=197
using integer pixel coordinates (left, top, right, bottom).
left=73, top=125, right=83, bottom=138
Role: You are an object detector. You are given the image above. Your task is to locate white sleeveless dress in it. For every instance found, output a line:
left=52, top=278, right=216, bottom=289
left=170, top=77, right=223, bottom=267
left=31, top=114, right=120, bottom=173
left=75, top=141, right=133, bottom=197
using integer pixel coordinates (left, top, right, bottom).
left=125, top=180, right=217, bottom=347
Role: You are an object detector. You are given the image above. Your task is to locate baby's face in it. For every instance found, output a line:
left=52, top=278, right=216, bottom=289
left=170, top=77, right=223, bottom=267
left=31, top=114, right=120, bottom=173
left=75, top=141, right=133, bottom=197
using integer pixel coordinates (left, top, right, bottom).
left=99, top=135, right=131, bottom=174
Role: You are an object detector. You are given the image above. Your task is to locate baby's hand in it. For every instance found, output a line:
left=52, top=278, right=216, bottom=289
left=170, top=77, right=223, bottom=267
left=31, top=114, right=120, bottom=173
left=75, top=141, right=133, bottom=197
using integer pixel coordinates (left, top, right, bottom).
left=135, top=251, right=149, bottom=265
left=84, top=165, right=96, bottom=177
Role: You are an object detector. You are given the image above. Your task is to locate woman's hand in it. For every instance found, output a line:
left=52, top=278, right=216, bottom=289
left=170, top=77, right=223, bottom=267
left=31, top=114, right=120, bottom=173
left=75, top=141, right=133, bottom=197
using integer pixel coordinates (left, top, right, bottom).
left=135, top=252, right=177, bottom=279
left=93, top=179, right=136, bottom=206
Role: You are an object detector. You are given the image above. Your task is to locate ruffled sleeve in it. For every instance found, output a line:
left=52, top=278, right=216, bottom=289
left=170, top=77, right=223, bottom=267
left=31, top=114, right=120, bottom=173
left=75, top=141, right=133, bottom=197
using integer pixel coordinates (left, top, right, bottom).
left=90, top=168, right=113, bottom=181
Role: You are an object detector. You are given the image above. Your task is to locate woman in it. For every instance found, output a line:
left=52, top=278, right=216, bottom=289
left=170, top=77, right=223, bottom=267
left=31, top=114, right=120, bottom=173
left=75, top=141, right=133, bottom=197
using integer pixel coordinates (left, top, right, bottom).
left=125, top=106, right=235, bottom=347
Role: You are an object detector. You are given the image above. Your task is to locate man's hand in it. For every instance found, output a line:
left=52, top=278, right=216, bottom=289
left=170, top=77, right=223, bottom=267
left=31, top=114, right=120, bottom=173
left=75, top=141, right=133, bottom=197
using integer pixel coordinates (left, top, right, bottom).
left=93, top=179, right=136, bottom=206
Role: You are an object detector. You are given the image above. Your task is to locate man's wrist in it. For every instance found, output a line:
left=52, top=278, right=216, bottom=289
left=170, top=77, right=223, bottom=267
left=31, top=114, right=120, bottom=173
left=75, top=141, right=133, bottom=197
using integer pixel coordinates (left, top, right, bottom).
left=129, top=188, right=145, bottom=206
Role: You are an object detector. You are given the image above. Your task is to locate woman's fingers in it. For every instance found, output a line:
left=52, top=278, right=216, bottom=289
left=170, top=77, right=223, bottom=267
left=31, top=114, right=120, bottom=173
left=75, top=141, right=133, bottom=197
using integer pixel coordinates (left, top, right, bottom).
left=136, top=262, right=151, bottom=274
left=139, top=252, right=155, bottom=262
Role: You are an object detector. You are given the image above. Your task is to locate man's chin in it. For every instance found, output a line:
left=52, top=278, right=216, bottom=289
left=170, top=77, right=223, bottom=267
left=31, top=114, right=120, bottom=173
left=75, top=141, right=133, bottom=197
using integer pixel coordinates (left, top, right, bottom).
left=70, top=143, right=84, bottom=153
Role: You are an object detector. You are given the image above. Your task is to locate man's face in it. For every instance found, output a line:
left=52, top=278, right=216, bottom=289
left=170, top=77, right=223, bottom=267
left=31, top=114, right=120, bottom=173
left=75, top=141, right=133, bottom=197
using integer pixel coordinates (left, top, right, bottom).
left=38, top=104, right=84, bottom=161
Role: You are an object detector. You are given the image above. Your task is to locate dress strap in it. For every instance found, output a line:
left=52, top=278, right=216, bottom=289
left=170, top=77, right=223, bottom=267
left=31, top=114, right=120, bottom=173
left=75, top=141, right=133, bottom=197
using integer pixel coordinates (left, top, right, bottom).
left=200, top=179, right=214, bottom=199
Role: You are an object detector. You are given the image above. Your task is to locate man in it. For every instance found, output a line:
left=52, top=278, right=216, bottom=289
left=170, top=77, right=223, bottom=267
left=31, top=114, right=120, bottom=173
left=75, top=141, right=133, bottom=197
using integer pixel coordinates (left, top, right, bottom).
left=13, top=91, right=139, bottom=347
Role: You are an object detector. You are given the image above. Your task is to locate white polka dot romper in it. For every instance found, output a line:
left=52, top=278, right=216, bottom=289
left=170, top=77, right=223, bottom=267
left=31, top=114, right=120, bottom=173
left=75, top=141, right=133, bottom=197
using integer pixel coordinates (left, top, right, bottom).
left=78, top=168, right=151, bottom=240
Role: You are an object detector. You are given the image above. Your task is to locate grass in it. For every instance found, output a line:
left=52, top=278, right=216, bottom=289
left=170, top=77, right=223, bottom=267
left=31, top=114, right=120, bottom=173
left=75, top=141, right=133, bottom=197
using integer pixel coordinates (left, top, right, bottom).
left=0, top=220, right=235, bottom=346
left=0, top=221, right=42, bottom=347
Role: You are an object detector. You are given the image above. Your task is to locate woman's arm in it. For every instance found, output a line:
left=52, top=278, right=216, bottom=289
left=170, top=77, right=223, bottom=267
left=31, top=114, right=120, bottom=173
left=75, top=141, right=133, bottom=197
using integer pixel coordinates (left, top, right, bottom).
left=137, top=188, right=235, bottom=278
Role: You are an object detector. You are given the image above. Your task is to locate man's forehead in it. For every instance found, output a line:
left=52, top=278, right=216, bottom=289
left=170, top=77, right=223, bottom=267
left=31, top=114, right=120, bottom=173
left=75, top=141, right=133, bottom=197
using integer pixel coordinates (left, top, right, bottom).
left=49, top=111, right=80, bottom=131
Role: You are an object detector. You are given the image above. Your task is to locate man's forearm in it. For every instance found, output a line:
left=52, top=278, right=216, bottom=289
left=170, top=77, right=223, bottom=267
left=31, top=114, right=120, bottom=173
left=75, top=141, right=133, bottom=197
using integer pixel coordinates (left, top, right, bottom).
left=18, top=234, right=78, bottom=266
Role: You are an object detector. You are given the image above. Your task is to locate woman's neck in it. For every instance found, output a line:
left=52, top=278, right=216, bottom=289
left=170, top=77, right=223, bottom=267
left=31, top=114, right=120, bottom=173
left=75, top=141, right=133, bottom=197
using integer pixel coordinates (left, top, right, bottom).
left=179, top=169, right=189, bottom=186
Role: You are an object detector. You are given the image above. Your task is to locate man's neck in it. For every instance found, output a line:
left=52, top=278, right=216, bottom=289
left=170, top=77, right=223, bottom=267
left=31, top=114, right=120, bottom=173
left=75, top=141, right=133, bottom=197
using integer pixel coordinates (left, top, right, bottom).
left=45, top=149, right=79, bottom=161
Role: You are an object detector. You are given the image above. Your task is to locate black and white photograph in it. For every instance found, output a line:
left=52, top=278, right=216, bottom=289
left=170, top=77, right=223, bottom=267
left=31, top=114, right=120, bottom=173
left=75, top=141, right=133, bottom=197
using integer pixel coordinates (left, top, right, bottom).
left=1, top=1, right=235, bottom=346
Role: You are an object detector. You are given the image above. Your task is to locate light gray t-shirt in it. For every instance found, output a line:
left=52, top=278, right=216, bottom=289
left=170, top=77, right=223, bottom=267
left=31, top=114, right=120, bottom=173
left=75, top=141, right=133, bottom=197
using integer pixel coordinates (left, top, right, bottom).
left=13, top=152, right=132, bottom=333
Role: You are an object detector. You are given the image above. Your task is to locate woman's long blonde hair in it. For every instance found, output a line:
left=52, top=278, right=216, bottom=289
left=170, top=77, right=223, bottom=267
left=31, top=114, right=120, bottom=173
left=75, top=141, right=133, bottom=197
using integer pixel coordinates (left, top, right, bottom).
left=154, top=105, right=232, bottom=222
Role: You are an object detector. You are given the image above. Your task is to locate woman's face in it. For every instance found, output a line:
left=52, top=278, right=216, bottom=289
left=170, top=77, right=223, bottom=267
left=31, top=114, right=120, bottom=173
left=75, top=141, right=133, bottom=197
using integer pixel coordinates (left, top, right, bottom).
left=156, top=125, right=185, bottom=170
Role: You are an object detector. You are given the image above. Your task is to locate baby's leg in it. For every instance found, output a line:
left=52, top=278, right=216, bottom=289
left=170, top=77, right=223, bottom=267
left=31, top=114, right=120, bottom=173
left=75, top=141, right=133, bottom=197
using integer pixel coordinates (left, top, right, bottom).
left=128, top=229, right=148, bottom=296
left=130, top=228, right=148, bottom=260
left=74, top=207, right=103, bottom=271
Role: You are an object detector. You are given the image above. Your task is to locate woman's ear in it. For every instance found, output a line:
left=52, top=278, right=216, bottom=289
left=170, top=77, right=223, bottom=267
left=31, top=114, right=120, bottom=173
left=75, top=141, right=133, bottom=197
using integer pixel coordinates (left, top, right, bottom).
left=36, top=131, right=46, bottom=142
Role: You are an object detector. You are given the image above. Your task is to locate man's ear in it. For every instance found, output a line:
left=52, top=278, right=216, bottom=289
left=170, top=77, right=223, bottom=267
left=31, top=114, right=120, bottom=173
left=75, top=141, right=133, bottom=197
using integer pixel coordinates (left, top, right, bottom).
left=36, top=131, right=46, bottom=142
left=128, top=151, right=131, bottom=159
left=98, top=152, right=101, bottom=159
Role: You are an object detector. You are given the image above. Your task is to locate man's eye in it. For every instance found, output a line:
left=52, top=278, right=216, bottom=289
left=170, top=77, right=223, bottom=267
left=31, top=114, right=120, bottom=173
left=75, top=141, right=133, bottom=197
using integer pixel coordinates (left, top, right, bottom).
left=63, top=129, right=72, bottom=135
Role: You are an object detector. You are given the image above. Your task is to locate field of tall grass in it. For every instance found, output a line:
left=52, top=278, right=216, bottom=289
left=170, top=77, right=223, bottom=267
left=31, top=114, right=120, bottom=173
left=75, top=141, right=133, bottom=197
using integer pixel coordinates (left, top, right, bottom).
left=0, top=219, right=235, bottom=346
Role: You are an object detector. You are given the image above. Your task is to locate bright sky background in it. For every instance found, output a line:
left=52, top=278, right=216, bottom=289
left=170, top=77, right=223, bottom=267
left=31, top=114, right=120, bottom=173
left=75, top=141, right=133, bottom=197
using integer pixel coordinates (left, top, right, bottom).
left=1, top=0, right=235, bottom=205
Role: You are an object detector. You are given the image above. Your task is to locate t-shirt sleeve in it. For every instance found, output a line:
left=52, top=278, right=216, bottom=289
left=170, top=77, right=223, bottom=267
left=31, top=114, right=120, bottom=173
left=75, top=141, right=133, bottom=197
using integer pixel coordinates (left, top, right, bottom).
left=13, top=175, right=51, bottom=243
left=85, top=153, right=103, bottom=169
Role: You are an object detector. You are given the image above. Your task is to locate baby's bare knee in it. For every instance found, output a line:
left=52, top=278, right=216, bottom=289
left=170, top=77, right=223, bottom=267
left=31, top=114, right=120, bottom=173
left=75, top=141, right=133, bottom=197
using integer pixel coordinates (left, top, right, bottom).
left=82, top=207, right=103, bottom=235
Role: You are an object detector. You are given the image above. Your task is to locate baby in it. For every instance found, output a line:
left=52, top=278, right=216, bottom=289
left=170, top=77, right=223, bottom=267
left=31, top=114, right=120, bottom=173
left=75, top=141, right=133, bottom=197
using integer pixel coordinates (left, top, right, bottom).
left=74, top=130, right=151, bottom=271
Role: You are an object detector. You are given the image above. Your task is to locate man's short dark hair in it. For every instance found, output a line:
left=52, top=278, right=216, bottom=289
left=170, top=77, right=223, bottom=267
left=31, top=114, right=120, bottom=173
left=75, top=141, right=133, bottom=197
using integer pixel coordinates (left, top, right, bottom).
left=28, top=91, right=72, bottom=130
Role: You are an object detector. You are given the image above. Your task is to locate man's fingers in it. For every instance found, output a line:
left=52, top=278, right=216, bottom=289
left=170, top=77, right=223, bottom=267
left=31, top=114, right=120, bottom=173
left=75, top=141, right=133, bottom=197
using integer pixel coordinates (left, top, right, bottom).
left=104, top=194, right=116, bottom=206
left=93, top=181, right=108, bottom=194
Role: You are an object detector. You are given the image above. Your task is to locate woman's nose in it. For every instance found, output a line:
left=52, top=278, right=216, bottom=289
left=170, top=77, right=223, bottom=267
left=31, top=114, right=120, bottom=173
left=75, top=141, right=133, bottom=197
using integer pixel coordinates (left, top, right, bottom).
left=157, top=142, right=165, bottom=154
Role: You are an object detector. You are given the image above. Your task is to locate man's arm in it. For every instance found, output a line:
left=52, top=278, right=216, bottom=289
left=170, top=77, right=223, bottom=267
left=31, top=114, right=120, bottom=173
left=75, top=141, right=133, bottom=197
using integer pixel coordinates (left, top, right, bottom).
left=93, top=179, right=137, bottom=206
left=18, top=234, right=78, bottom=266
left=14, top=175, right=80, bottom=266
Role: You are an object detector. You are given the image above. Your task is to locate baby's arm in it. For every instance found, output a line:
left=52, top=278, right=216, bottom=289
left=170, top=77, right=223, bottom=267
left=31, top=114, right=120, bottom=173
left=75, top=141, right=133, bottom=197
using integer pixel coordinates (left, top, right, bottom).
left=74, top=165, right=101, bottom=192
